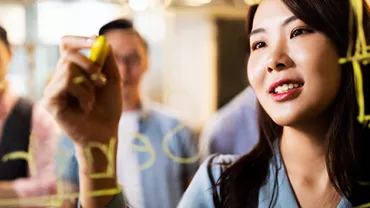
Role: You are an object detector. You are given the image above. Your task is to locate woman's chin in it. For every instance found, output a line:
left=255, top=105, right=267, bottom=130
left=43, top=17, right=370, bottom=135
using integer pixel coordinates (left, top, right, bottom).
left=270, top=115, right=299, bottom=127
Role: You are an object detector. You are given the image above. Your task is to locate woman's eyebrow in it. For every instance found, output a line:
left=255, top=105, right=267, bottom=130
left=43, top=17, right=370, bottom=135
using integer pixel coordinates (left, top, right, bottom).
left=283, top=15, right=299, bottom=26
left=249, top=15, right=298, bottom=39
left=249, top=28, right=265, bottom=39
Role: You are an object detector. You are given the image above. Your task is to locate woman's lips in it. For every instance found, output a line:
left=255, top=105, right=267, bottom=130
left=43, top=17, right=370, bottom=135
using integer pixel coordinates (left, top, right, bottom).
left=270, top=86, right=303, bottom=102
left=268, top=78, right=304, bottom=94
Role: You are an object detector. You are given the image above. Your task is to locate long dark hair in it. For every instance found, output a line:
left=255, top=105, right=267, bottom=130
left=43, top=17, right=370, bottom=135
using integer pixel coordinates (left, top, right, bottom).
left=216, top=0, right=370, bottom=207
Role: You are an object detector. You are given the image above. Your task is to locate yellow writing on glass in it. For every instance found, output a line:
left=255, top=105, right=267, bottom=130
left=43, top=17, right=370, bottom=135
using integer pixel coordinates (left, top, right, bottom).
left=339, top=0, right=370, bottom=126
left=338, top=0, right=370, bottom=207
left=129, top=133, right=156, bottom=170
left=0, top=187, right=122, bottom=207
left=162, top=88, right=200, bottom=163
left=162, top=122, right=200, bottom=164
left=0, top=106, right=200, bottom=206
left=357, top=203, right=370, bottom=208
left=84, top=138, right=116, bottom=179
left=2, top=152, right=36, bottom=177
left=0, top=137, right=122, bottom=207
left=2, top=133, right=38, bottom=177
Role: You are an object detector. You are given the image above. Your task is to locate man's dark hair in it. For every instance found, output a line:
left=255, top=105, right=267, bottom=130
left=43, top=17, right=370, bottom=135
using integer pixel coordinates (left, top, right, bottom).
left=99, top=19, right=148, bottom=53
left=0, top=26, right=10, bottom=50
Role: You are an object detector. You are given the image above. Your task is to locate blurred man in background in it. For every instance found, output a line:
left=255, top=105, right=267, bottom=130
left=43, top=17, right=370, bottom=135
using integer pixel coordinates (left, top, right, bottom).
left=199, top=86, right=258, bottom=161
left=0, top=25, right=60, bottom=206
left=61, top=19, right=198, bottom=208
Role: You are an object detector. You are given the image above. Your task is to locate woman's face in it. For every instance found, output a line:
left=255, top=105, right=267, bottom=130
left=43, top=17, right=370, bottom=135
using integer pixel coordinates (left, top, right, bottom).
left=247, top=0, right=342, bottom=126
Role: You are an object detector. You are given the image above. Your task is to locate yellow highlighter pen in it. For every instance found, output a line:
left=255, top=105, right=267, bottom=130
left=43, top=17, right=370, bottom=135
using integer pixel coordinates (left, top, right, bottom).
left=89, top=36, right=110, bottom=81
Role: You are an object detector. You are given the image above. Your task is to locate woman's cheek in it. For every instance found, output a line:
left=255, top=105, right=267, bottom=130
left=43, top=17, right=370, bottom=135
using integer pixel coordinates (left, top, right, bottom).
left=247, top=60, right=264, bottom=93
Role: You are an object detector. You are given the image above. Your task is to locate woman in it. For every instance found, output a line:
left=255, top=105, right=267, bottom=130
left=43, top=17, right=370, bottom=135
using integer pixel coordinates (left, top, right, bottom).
left=0, top=25, right=60, bottom=205
left=42, top=0, right=370, bottom=207
left=178, top=0, right=370, bottom=207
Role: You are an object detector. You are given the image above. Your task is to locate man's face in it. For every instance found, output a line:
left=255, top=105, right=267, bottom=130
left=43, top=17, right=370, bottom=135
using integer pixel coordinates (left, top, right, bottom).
left=0, top=40, right=10, bottom=83
left=104, top=30, right=148, bottom=94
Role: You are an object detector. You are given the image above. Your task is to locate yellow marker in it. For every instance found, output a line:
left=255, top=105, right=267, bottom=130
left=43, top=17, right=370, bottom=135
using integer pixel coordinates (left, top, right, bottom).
left=90, top=35, right=110, bottom=70
left=244, top=0, right=261, bottom=5
left=73, top=35, right=110, bottom=84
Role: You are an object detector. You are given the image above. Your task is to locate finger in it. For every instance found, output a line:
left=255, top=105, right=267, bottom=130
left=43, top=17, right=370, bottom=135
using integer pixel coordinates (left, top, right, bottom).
left=65, top=51, right=99, bottom=76
left=71, top=72, right=95, bottom=96
left=68, top=64, right=95, bottom=112
left=63, top=51, right=106, bottom=87
left=67, top=78, right=94, bottom=113
left=43, top=59, right=70, bottom=98
left=41, top=63, right=71, bottom=117
left=42, top=60, right=96, bottom=118
left=89, top=72, right=107, bottom=87
left=101, top=47, right=121, bottom=84
left=45, top=59, right=95, bottom=100
left=59, top=35, right=96, bottom=54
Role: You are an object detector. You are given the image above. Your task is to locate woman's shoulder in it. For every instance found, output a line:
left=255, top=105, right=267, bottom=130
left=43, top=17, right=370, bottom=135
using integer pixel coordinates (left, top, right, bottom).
left=206, top=154, right=240, bottom=164
left=202, top=154, right=239, bottom=185
left=177, top=154, right=239, bottom=208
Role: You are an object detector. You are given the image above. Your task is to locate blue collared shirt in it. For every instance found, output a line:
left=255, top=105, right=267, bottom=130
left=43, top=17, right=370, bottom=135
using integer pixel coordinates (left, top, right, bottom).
left=178, top=152, right=353, bottom=208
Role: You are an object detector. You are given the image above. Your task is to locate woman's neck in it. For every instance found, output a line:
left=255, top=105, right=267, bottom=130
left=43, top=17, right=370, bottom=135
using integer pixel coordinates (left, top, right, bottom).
left=281, top=124, right=327, bottom=168
left=281, top=112, right=332, bottom=170
left=280, top=120, right=341, bottom=207
left=121, top=88, right=141, bottom=112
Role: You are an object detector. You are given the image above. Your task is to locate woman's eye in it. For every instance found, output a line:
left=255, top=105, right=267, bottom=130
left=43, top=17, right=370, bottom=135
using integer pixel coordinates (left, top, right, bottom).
left=251, top=42, right=266, bottom=51
left=290, top=28, right=314, bottom=38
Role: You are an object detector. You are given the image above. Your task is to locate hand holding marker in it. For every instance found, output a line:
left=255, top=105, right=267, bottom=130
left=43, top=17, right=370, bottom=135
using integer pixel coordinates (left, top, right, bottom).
left=73, top=36, right=110, bottom=85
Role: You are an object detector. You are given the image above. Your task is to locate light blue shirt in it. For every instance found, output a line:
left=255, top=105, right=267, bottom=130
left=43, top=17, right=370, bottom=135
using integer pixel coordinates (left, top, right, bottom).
left=178, top=151, right=353, bottom=208
left=199, top=86, right=258, bottom=159
left=60, top=104, right=199, bottom=208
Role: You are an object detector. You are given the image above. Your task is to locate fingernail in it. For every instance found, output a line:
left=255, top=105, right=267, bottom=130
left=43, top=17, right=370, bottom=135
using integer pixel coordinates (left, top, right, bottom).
left=99, top=75, right=107, bottom=85
left=92, top=74, right=107, bottom=87
left=86, top=35, right=97, bottom=44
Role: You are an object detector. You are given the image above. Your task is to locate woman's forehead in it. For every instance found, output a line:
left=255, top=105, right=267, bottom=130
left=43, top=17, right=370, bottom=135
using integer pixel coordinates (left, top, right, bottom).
left=252, top=0, right=294, bottom=30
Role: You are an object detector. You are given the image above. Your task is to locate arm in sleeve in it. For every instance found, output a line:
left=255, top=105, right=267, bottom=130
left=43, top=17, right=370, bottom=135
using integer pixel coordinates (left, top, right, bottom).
left=178, top=125, right=199, bottom=184
left=198, top=118, right=219, bottom=162
left=13, top=104, right=61, bottom=197
left=177, top=155, right=220, bottom=208
left=58, top=135, right=79, bottom=186
left=177, top=154, right=237, bottom=208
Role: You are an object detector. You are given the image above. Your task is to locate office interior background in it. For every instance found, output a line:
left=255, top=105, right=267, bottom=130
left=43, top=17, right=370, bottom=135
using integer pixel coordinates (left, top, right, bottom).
left=1, top=0, right=250, bottom=131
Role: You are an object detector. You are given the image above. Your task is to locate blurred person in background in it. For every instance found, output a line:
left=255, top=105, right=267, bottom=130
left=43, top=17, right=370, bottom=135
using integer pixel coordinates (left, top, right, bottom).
left=199, top=86, right=258, bottom=161
left=61, top=19, right=198, bottom=208
left=0, top=25, right=60, bottom=205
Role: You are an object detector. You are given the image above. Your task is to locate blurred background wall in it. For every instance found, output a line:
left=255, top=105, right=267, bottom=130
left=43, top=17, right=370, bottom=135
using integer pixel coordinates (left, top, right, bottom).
left=0, top=0, right=250, bottom=130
